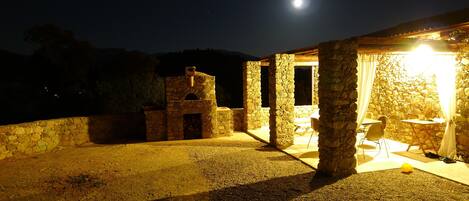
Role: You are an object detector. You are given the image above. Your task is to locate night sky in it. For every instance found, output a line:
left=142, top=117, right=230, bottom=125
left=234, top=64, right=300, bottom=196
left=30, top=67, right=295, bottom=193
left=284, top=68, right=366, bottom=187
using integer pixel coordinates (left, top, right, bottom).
left=2, top=0, right=469, bottom=57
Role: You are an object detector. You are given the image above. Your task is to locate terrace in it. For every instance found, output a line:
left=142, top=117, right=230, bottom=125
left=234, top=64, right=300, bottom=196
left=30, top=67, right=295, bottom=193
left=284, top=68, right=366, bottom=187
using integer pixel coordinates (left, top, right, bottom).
left=243, top=8, right=469, bottom=181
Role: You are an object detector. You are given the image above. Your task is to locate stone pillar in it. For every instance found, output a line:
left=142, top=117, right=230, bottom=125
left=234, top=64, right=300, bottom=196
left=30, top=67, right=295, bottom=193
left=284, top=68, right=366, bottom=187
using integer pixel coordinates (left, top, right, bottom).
left=243, top=61, right=262, bottom=131
left=269, top=54, right=295, bottom=148
left=317, top=39, right=359, bottom=177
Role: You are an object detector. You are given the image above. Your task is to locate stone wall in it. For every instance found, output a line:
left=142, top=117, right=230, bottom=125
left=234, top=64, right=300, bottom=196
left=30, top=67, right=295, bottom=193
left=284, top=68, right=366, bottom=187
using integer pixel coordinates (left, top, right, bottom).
left=144, top=110, right=166, bottom=141
left=294, top=105, right=316, bottom=119
left=165, top=72, right=216, bottom=103
left=243, top=61, right=262, bottom=130
left=258, top=106, right=316, bottom=127
left=269, top=54, right=295, bottom=148
left=260, top=107, right=270, bottom=127
left=0, top=114, right=145, bottom=160
left=166, top=100, right=218, bottom=140
left=317, top=39, right=359, bottom=177
left=231, top=108, right=244, bottom=131
left=216, top=107, right=234, bottom=137
left=456, top=55, right=469, bottom=162
left=144, top=107, right=242, bottom=141
left=367, top=54, right=444, bottom=151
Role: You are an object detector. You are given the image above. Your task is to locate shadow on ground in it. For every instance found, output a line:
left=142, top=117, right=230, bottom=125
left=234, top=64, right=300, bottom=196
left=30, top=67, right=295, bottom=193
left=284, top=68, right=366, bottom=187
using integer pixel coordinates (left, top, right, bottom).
left=153, top=172, right=349, bottom=201
left=299, top=151, right=319, bottom=159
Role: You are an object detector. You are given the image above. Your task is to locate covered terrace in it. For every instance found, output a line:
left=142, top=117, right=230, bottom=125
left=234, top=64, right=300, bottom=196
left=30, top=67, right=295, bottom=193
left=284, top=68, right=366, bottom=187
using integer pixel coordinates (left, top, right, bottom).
left=242, top=34, right=469, bottom=183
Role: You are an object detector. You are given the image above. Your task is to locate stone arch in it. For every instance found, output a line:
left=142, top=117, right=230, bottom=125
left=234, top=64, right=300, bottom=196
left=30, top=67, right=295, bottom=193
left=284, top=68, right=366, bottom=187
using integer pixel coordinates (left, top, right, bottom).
left=181, top=88, right=204, bottom=101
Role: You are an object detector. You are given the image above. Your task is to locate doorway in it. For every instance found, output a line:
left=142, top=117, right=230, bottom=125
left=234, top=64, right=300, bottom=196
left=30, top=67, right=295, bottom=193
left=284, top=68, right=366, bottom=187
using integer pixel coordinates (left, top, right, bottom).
left=183, top=113, right=203, bottom=139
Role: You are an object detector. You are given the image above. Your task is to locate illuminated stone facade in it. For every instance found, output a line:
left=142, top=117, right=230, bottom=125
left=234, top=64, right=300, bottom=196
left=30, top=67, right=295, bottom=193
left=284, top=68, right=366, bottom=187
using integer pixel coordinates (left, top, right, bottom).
left=0, top=114, right=145, bottom=160
left=243, top=61, right=262, bottom=130
left=456, top=56, right=469, bottom=162
left=165, top=69, right=218, bottom=140
left=268, top=54, right=295, bottom=148
left=366, top=53, right=469, bottom=162
left=367, top=54, right=444, bottom=151
left=145, top=68, right=237, bottom=141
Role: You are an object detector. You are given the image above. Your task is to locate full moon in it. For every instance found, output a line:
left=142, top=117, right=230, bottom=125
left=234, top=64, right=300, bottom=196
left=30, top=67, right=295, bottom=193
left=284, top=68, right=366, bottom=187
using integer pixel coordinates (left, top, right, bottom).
left=292, top=0, right=304, bottom=9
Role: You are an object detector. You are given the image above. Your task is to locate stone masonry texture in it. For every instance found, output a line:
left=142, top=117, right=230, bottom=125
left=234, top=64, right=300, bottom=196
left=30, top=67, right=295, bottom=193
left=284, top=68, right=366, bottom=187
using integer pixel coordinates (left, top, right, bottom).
left=269, top=54, right=295, bottom=148
left=0, top=114, right=145, bottom=160
left=165, top=71, right=218, bottom=140
left=243, top=61, right=262, bottom=131
left=455, top=51, right=469, bottom=162
left=317, top=39, right=359, bottom=177
left=367, top=54, right=444, bottom=152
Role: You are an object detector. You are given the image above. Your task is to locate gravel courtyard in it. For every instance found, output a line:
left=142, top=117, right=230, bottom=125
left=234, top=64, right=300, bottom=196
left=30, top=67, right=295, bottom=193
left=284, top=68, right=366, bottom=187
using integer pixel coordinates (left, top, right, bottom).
left=0, top=132, right=468, bottom=201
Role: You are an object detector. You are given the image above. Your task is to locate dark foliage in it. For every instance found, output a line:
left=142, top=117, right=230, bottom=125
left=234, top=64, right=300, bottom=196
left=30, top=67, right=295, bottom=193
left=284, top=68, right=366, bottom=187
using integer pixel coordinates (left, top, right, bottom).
left=0, top=25, right=165, bottom=124
left=0, top=24, right=258, bottom=124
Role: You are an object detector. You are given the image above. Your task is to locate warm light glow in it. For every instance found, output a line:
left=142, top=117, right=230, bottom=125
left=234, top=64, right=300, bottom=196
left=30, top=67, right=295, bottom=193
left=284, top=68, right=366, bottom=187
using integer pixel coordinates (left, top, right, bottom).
left=435, top=55, right=456, bottom=114
left=405, top=44, right=435, bottom=77
left=292, top=0, right=304, bottom=9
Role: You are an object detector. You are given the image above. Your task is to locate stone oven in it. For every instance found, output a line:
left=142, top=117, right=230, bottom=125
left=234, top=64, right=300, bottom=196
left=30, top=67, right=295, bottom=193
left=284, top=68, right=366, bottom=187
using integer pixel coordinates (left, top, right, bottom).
left=144, top=67, right=239, bottom=141
left=165, top=67, right=218, bottom=140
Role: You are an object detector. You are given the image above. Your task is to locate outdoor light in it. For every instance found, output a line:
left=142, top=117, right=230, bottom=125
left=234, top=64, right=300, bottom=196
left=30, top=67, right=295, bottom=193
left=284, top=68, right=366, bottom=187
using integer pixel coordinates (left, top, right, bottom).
left=292, top=0, right=304, bottom=9
left=405, top=44, right=435, bottom=77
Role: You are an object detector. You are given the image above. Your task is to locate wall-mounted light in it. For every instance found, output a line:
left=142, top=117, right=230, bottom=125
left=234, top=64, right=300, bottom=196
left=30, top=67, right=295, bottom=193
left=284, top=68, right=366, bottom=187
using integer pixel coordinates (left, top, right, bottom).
left=405, top=44, right=435, bottom=77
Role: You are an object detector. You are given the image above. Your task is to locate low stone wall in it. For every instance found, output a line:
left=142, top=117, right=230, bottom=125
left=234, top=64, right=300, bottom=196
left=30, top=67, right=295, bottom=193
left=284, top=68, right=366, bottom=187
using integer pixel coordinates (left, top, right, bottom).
left=231, top=108, right=244, bottom=131
left=144, top=110, right=166, bottom=141
left=0, top=113, right=145, bottom=160
left=294, top=105, right=316, bottom=119
left=260, top=107, right=270, bottom=127
left=258, top=106, right=316, bottom=127
left=216, top=107, right=233, bottom=137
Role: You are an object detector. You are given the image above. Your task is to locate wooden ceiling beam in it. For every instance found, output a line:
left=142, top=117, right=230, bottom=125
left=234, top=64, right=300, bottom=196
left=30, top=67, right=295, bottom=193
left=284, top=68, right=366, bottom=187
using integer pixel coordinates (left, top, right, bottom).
left=260, top=55, right=318, bottom=66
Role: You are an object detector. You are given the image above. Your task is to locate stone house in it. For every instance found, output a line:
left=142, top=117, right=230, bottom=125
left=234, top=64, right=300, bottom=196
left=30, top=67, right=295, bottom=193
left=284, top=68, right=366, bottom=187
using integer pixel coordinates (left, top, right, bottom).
left=243, top=8, right=469, bottom=176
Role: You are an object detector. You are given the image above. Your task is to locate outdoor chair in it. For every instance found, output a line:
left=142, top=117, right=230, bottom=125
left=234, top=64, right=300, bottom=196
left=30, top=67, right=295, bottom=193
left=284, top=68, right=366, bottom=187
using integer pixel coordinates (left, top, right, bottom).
left=294, top=118, right=312, bottom=135
left=307, top=117, right=320, bottom=149
left=358, top=116, right=389, bottom=158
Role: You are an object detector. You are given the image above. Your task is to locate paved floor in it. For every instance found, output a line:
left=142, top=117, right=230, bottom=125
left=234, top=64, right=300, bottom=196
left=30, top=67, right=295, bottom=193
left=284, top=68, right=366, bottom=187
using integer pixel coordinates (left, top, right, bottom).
left=248, top=126, right=469, bottom=186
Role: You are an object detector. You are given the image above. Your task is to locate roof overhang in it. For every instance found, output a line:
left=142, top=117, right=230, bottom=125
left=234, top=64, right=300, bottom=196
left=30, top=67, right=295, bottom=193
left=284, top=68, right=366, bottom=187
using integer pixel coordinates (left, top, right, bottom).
left=259, top=36, right=458, bottom=65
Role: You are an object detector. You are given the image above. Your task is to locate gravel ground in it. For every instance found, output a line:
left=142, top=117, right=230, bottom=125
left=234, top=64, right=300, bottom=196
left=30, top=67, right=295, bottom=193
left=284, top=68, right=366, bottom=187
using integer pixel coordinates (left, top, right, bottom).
left=0, top=132, right=468, bottom=201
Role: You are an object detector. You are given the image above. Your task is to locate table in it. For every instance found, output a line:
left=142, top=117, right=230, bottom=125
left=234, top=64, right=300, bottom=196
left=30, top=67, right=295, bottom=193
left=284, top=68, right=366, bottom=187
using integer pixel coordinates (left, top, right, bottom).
left=361, top=119, right=382, bottom=126
left=401, top=119, right=445, bottom=153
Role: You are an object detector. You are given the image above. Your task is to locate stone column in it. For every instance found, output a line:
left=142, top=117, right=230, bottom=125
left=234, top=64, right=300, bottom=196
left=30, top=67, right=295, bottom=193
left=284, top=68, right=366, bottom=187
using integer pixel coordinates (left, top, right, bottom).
left=269, top=54, right=295, bottom=148
left=243, top=61, right=262, bottom=131
left=317, top=39, right=359, bottom=177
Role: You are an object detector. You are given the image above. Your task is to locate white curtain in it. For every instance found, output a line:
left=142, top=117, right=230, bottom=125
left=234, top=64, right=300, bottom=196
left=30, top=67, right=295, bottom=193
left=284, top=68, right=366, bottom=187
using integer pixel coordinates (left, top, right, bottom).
left=356, top=54, right=378, bottom=128
left=435, top=55, right=458, bottom=159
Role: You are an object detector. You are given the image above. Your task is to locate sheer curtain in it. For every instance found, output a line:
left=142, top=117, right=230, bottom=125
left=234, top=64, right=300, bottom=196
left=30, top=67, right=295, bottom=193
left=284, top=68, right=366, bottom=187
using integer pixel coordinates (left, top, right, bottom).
left=356, top=54, right=378, bottom=128
left=435, top=54, right=457, bottom=159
